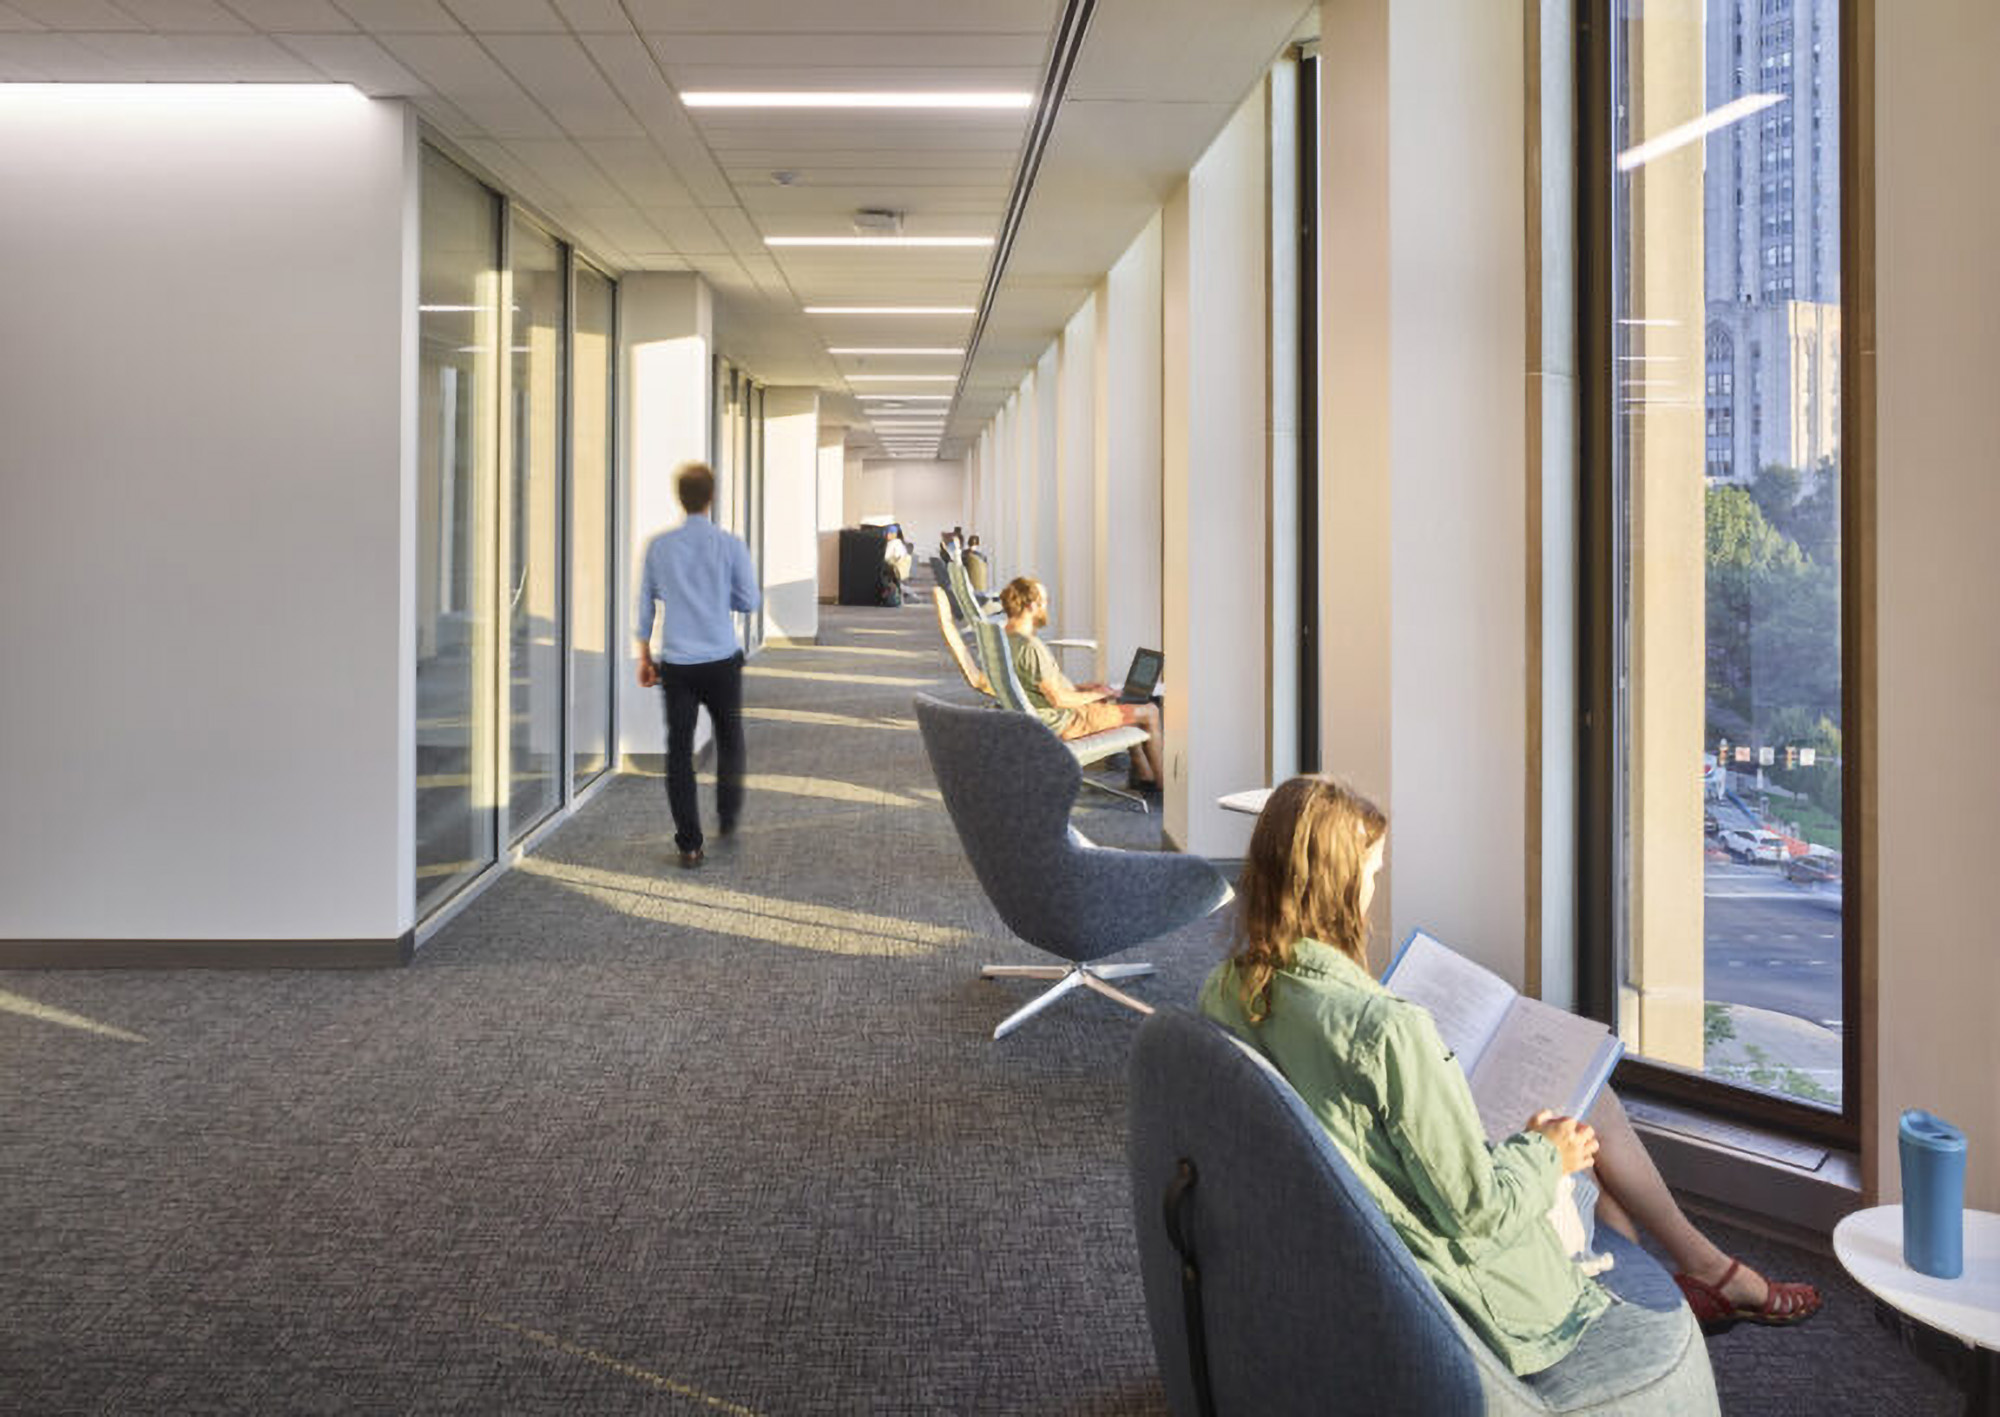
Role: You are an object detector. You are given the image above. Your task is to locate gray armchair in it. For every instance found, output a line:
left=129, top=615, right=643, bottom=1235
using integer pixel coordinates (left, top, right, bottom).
left=914, top=694, right=1231, bottom=1039
left=1126, top=1008, right=1720, bottom=1416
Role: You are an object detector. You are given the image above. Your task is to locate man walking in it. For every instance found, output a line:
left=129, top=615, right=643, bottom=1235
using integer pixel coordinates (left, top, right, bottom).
left=635, top=463, right=760, bottom=869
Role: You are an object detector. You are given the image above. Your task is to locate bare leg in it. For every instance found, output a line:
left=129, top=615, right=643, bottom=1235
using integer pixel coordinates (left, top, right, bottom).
left=1585, top=1090, right=1797, bottom=1311
left=1126, top=702, right=1164, bottom=784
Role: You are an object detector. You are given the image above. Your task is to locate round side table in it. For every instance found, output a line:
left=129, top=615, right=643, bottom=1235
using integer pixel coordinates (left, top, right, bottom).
left=1832, top=1205, right=2000, bottom=1416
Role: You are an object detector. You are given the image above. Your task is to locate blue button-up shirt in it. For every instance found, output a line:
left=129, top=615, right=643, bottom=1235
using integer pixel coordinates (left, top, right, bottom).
left=633, top=513, right=760, bottom=665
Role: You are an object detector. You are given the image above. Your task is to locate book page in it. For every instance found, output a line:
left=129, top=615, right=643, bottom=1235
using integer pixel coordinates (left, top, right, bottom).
left=1464, top=995, right=1620, bottom=1144
left=1381, top=931, right=1517, bottom=1073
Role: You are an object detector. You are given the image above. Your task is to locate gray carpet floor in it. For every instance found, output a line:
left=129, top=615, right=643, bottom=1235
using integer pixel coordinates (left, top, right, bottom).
left=0, top=600, right=1964, bottom=1414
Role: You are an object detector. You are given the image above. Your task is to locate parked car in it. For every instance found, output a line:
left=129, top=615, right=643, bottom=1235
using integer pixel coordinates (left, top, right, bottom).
left=1721, top=829, right=1786, bottom=863
left=1785, top=852, right=1842, bottom=884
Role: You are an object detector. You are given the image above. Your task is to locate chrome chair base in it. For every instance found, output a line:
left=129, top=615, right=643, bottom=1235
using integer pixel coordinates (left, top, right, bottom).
left=982, top=961, right=1158, bottom=1038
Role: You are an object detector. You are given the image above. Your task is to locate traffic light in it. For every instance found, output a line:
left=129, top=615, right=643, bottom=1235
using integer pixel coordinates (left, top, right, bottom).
left=1784, top=744, right=1798, bottom=770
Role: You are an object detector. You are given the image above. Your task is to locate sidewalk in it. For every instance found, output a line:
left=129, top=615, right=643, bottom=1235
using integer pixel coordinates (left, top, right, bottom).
left=1703, top=1000, right=1843, bottom=1107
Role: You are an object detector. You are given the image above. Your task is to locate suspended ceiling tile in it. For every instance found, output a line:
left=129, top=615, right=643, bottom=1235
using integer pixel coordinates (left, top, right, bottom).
left=500, top=136, right=627, bottom=205
left=705, top=206, right=766, bottom=257
left=274, top=33, right=427, bottom=94
left=217, top=0, right=355, bottom=29
left=0, top=33, right=102, bottom=76
left=569, top=204, right=670, bottom=249
left=6, top=0, right=130, bottom=28
left=643, top=205, right=729, bottom=254
left=439, top=0, right=564, bottom=33
left=719, top=155, right=1016, bottom=179
left=736, top=187, right=1003, bottom=218
left=548, top=0, right=627, bottom=33
left=622, top=0, right=1055, bottom=33
left=577, top=136, right=694, bottom=206
left=75, top=31, right=319, bottom=77
left=329, top=0, right=463, bottom=33
left=380, top=32, right=560, bottom=136
left=111, top=0, right=250, bottom=32
left=481, top=32, right=644, bottom=137
left=409, top=91, right=486, bottom=138
left=1067, top=0, right=1311, bottom=104
left=642, top=31, right=1047, bottom=71
left=0, top=3, right=43, bottom=30
left=577, top=31, right=734, bottom=205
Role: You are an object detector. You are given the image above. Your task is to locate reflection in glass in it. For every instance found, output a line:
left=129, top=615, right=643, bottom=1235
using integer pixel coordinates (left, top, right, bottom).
left=506, top=214, right=566, bottom=839
left=416, top=148, right=499, bottom=917
left=1609, top=0, right=1843, bottom=1109
left=570, top=263, right=615, bottom=790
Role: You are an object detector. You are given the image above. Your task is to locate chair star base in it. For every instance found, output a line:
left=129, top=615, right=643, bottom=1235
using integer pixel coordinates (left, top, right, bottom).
left=981, top=961, right=1158, bottom=1039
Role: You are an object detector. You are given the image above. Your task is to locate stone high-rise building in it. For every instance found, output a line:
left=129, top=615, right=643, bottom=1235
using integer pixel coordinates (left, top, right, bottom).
left=1703, top=0, right=1841, bottom=485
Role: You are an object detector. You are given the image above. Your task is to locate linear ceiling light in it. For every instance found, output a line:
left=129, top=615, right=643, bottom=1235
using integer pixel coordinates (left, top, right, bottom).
left=857, top=394, right=952, bottom=402
left=806, top=306, right=975, bottom=316
left=1615, top=93, right=1784, bottom=171
left=767, top=236, right=992, bottom=248
left=828, top=347, right=965, bottom=356
left=683, top=91, right=1031, bottom=109
left=847, top=374, right=957, bottom=383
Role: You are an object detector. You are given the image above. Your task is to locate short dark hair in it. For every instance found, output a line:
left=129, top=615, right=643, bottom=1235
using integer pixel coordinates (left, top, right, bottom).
left=676, top=462, right=716, bottom=514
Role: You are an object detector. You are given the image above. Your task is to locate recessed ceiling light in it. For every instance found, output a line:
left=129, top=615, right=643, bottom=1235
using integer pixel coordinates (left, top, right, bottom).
left=806, top=306, right=975, bottom=316
left=683, top=92, right=1032, bottom=110
left=828, top=347, right=965, bottom=356
left=767, top=236, right=992, bottom=248
left=847, top=374, right=957, bottom=383
left=857, top=394, right=952, bottom=401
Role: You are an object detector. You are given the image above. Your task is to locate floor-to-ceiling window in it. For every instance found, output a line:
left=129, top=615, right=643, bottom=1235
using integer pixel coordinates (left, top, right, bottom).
left=570, top=261, right=615, bottom=791
left=505, top=212, right=566, bottom=840
left=1583, top=0, right=1854, bottom=1139
left=416, top=148, right=501, bottom=918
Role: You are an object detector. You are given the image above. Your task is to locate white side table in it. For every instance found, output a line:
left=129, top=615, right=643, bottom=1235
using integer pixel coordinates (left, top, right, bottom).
left=1832, top=1205, right=2000, bottom=1415
left=1218, top=787, right=1274, bottom=816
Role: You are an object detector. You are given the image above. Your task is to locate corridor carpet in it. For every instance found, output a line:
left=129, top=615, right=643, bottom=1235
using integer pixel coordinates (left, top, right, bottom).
left=0, top=601, right=1961, bottom=1414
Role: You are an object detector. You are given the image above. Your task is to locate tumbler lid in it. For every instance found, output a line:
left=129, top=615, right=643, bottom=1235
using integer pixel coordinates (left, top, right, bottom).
left=1900, top=1109, right=1966, bottom=1152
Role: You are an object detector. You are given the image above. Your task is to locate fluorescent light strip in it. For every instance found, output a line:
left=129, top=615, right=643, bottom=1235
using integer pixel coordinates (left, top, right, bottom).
left=767, top=236, right=992, bottom=248
left=847, top=375, right=957, bottom=383
left=683, top=91, right=1031, bottom=110
left=806, top=306, right=975, bottom=316
left=857, top=394, right=952, bottom=402
left=828, top=347, right=965, bottom=356
left=1615, top=93, right=1784, bottom=172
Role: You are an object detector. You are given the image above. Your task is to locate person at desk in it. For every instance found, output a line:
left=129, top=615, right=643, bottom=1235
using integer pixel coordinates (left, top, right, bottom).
left=999, top=576, right=1163, bottom=794
left=1200, top=776, right=1821, bottom=1371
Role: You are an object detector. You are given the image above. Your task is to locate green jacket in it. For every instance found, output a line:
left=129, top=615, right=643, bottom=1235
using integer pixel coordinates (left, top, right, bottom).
left=1198, top=939, right=1611, bottom=1375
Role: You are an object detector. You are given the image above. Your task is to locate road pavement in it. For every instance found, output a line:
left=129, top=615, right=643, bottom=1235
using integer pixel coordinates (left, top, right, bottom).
left=1704, top=856, right=1844, bottom=1029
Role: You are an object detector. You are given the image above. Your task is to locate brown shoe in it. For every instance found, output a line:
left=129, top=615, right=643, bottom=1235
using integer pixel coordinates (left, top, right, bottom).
left=678, top=848, right=705, bottom=870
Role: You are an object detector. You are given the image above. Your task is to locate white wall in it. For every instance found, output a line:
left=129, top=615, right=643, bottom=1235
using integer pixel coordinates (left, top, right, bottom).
left=1874, top=2, right=2000, bottom=1208
left=1031, top=344, right=1062, bottom=606
left=0, top=85, right=415, bottom=943
left=1162, top=89, right=1269, bottom=859
left=1056, top=298, right=1099, bottom=669
left=619, top=272, right=712, bottom=759
left=1317, top=0, right=1529, bottom=979
left=852, top=459, right=967, bottom=557
left=761, top=387, right=820, bottom=643
left=1100, top=214, right=1166, bottom=690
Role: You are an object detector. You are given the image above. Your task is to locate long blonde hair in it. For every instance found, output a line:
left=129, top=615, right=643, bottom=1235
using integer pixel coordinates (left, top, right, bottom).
left=1229, top=776, right=1387, bottom=1024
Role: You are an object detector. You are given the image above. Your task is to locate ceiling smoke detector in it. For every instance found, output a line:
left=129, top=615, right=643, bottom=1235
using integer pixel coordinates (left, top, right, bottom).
left=852, top=208, right=905, bottom=237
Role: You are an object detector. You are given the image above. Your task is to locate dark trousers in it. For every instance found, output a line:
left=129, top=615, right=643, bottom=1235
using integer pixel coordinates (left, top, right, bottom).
left=657, top=652, right=745, bottom=852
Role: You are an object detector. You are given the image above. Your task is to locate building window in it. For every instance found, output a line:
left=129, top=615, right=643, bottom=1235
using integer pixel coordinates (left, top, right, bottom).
left=1584, top=0, right=1854, bottom=1142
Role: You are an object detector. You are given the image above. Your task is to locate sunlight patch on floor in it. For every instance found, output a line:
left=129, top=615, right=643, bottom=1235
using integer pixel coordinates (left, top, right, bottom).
left=745, top=666, right=937, bottom=687
left=480, top=1315, right=760, bottom=1414
left=516, top=857, right=969, bottom=956
left=0, top=990, right=146, bottom=1043
left=693, top=772, right=930, bottom=808
left=742, top=707, right=916, bottom=732
left=765, top=643, right=930, bottom=661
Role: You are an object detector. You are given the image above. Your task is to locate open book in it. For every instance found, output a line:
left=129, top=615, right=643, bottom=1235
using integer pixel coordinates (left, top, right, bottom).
left=1383, top=930, right=1623, bottom=1145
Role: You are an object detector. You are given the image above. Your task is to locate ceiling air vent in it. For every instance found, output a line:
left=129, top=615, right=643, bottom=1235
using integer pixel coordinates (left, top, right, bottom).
left=852, top=208, right=904, bottom=237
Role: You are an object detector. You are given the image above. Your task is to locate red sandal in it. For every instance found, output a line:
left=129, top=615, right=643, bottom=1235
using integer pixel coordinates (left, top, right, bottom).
left=1672, top=1257, right=1822, bottom=1335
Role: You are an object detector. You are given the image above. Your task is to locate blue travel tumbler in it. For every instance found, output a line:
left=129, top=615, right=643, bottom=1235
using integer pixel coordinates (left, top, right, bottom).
left=1899, top=1109, right=1967, bottom=1279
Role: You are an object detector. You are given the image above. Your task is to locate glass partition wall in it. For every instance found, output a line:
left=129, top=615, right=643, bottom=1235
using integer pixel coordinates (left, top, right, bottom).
left=416, top=146, right=618, bottom=922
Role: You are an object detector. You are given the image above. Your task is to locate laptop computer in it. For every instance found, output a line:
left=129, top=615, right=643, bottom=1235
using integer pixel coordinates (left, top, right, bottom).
left=1116, top=647, right=1164, bottom=704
